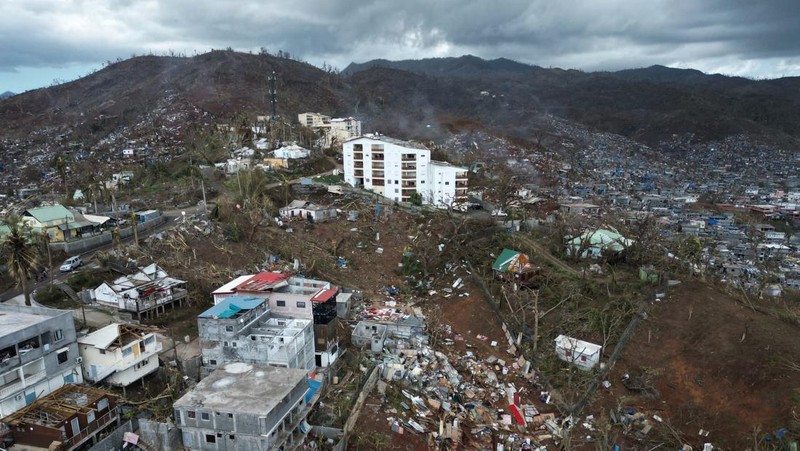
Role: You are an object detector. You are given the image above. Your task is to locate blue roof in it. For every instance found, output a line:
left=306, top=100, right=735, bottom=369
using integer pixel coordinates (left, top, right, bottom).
left=199, top=296, right=266, bottom=319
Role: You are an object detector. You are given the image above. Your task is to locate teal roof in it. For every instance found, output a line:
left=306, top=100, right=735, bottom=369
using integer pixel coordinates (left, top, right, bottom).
left=568, top=228, right=633, bottom=252
left=199, top=296, right=266, bottom=319
left=492, top=248, right=521, bottom=272
left=23, top=205, right=73, bottom=223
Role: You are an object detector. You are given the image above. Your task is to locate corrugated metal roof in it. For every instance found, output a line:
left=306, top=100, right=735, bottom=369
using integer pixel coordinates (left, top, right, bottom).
left=199, top=296, right=266, bottom=318
left=78, top=323, right=121, bottom=349
left=23, top=205, right=73, bottom=223
left=492, top=248, right=520, bottom=272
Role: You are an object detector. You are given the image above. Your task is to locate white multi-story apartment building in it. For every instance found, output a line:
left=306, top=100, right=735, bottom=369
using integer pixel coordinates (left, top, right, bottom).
left=297, top=112, right=331, bottom=128
left=0, top=304, right=83, bottom=417
left=343, top=135, right=468, bottom=208
left=77, top=323, right=162, bottom=387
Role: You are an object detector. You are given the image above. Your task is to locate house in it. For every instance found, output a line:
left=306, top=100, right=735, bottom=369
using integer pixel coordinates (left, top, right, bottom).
left=279, top=200, right=338, bottom=222
left=352, top=322, right=388, bottom=352
left=273, top=143, right=311, bottom=160
left=566, top=228, right=633, bottom=259
left=90, top=263, right=188, bottom=320
left=492, top=249, right=539, bottom=286
left=0, top=303, right=84, bottom=418
left=1, top=384, right=118, bottom=450
left=174, top=364, right=316, bottom=451
left=554, top=335, right=602, bottom=370
left=22, top=204, right=74, bottom=242
left=197, top=297, right=314, bottom=374
left=559, top=202, right=601, bottom=216
left=343, top=135, right=468, bottom=208
left=211, top=273, right=344, bottom=368
left=77, top=323, right=162, bottom=387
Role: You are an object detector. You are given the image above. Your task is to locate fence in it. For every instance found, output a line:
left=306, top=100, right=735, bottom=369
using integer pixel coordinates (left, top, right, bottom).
left=49, top=216, right=168, bottom=254
left=340, top=363, right=382, bottom=449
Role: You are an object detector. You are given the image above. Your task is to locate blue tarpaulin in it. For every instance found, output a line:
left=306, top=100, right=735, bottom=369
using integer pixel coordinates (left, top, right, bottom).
left=305, top=378, right=323, bottom=403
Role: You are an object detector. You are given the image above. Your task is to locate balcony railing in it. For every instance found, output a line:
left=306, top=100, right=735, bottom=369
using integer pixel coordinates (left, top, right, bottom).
left=122, top=288, right=187, bottom=313
left=63, top=407, right=118, bottom=448
left=353, top=153, right=363, bottom=160
left=353, top=162, right=363, bottom=168
left=0, top=379, right=23, bottom=399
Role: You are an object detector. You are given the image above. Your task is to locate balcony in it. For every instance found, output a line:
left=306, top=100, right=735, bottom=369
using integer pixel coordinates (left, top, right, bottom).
left=371, top=162, right=384, bottom=169
left=62, top=407, right=119, bottom=449
left=401, top=171, right=416, bottom=180
left=353, top=162, right=363, bottom=169
left=401, top=155, right=417, bottom=162
left=0, top=378, right=23, bottom=399
left=401, top=163, right=416, bottom=170
left=372, top=171, right=385, bottom=179
left=354, top=169, right=364, bottom=177
left=122, top=288, right=187, bottom=313
left=353, top=153, right=363, bottom=160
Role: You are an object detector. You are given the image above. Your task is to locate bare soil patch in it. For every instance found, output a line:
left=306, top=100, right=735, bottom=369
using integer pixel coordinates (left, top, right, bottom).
left=596, top=280, right=800, bottom=448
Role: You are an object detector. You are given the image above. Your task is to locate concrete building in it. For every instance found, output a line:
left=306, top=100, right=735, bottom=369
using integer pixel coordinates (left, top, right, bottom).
left=77, top=323, right=162, bottom=387
left=90, top=263, right=188, bottom=320
left=0, top=304, right=83, bottom=417
left=174, top=363, right=314, bottom=451
left=1, top=384, right=118, bottom=450
left=211, top=273, right=345, bottom=368
left=343, top=135, right=468, bottom=208
left=297, top=112, right=331, bottom=128
left=297, top=113, right=361, bottom=147
left=198, top=297, right=314, bottom=374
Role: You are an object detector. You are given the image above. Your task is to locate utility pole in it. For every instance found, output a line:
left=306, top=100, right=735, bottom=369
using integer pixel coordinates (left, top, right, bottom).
left=269, top=72, right=277, bottom=121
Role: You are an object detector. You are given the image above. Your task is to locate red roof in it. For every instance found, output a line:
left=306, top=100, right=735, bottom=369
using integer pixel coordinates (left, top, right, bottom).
left=311, top=288, right=338, bottom=303
left=236, top=272, right=290, bottom=292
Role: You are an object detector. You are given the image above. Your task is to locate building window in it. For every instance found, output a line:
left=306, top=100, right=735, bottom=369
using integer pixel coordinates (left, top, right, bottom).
left=56, top=349, right=68, bottom=364
left=229, top=434, right=235, bottom=440
left=99, top=349, right=106, bottom=355
left=188, top=411, right=196, bottom=419
left=54, top=329, right=64, bottom=342
left=201, top=412, right=210, bottom=421
left=209, top=359, right=217, bottom=365
left=277, top=300, right=286, bottom=307
left=394, top=189, right=399, bottom=193
left=296, top=301, right=306, bottom=308
left=225, top=326, right=234, bottom=332
left=445, top=181, right=450, bottom=185
left=206, top=434, right=216, bottom=443
left=395, top=180, right=399, bottom=184
left=122, top=347, right=133, bottom=357
left=228, top=413, right=233, bottom=418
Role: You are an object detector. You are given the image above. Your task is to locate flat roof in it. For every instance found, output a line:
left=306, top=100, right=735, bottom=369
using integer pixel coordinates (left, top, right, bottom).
left=235, top=272, right=290, bottom=292
left=345, top=135, right=429, bottom=150
left=0, top=309, right=57, bottom=338
left=173, top=364, right=308, bottom=416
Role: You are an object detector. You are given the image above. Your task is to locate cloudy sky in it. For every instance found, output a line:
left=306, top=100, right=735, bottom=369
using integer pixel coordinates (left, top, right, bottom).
left=3, top=0, right=800, bottom=93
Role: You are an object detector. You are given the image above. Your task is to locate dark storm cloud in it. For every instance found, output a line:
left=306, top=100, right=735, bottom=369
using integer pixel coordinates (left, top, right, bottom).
left=3, top=0, right=800, bottom=91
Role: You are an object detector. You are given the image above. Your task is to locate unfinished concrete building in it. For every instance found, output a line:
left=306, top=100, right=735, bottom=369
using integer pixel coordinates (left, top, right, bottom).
left=211, top=273, right=348, bottom=368
left=174, top=363, right=314, bottom=451
left=198, top=297, right=314, bottom=375
left=0, top=304, right=83, bottom=418
left=1, top=384, right=118, bottom=450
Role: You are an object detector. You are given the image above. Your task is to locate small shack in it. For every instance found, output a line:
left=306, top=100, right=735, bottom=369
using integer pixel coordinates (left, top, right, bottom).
left=554, top=335, right=602, bottom=370
left=492, top=248, right=539, bottom=287
left=279, top=200, right=338, bottom=222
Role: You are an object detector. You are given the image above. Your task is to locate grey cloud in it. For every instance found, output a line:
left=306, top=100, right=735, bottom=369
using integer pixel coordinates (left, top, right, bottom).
left=3, top=0, right=800, bottom=88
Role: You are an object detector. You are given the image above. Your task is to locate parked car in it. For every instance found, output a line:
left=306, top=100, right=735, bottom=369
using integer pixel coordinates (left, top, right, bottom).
left=60, top=256, right=82, bottom=272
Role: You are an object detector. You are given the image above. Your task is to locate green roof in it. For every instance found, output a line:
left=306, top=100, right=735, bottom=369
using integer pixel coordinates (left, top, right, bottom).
left=568, top=228, right=633, bottom=252
left=492, top=248, right=521, bottom=272
left=23, top=205, right=73, bottom=224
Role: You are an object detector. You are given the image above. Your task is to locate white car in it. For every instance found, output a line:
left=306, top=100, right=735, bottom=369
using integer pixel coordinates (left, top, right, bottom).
left=60, top=256, right=82, bottom=272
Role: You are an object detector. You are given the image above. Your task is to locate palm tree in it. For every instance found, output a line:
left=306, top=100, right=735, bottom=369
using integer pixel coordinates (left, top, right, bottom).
left=1, top=216, right=41, bottom=306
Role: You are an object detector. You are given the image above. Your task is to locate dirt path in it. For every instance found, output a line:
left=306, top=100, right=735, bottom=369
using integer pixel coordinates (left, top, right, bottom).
left=515, top=234, right=580, bottom=276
